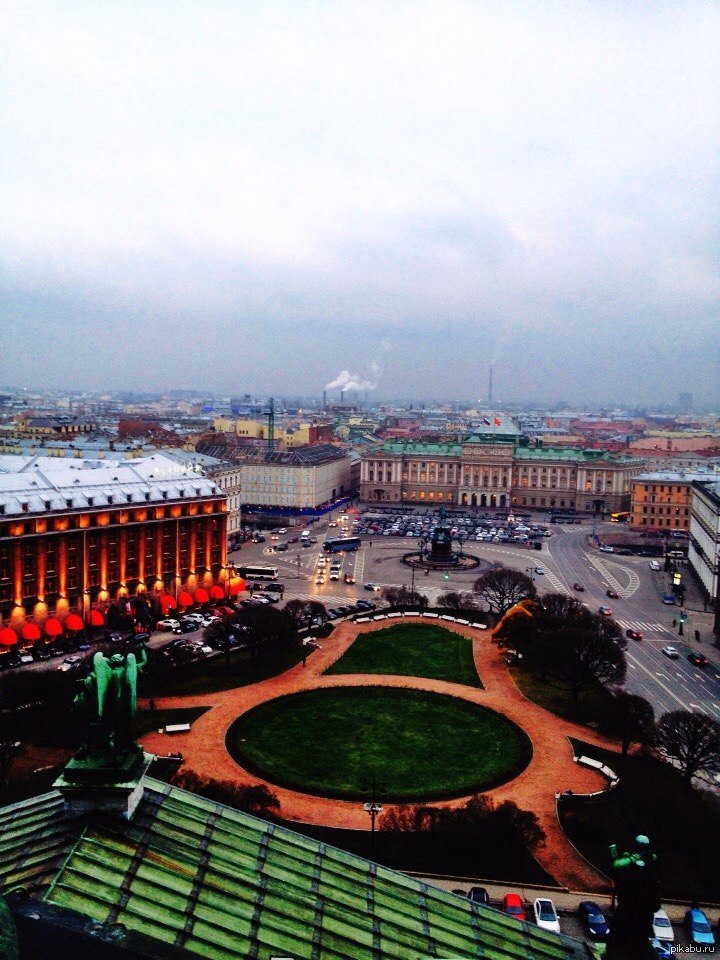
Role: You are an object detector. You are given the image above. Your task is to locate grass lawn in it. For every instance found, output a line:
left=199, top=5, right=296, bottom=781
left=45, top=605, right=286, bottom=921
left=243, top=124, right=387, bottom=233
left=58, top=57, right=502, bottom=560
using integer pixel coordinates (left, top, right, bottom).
left=559, top=738, right=720, bottom=901
left=325, top=624, right=482, bottom=687
left=227, top=686, right=530, bottom=801
left=508, top=664, right=616, bottom=726
left=143, top=644, right=308, bottom=697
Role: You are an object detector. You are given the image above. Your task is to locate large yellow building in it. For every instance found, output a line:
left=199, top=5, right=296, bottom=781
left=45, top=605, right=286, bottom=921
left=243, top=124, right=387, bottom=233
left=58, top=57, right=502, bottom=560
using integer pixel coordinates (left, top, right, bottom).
left=630, top=470, right=717, bottom=532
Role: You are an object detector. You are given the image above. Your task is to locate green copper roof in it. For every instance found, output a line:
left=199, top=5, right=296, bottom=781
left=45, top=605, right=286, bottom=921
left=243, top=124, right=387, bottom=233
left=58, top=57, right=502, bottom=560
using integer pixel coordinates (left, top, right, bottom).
left=1, top=779, right=585, bottom=960
left=514, top=447, right=643, bottom=463
left=380, top=441, right=464, bottom=456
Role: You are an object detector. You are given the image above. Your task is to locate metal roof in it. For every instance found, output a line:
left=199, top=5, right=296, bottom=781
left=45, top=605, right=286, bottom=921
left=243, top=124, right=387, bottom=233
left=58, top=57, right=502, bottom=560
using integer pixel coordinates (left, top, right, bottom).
left=0, top=779, right=585, bottom=960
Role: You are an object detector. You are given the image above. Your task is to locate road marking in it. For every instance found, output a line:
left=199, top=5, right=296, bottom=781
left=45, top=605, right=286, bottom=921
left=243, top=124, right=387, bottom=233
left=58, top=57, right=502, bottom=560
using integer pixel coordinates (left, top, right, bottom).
left=689, top=703, right=707, bottom=714
left=626, top=651, right=688, bottom=708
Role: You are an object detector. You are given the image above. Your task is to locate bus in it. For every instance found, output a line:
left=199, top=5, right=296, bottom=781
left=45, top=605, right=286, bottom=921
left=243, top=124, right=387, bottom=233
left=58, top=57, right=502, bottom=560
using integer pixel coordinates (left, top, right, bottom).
left=323, top=536, right=362, bottom=553
left=550, top=515, right=582, bottom=524
left=549, top=507, right=576, bottom=516
left=610, top=511, right=631, bottom=523
left=237, top=565, right=279, bottom=581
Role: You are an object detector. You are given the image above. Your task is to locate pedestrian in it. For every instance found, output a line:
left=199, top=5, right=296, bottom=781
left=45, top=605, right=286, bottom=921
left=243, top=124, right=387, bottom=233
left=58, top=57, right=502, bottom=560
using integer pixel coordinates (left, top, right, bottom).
left=672, top=618, right=676, bottom=628
left=695, top=629, right=700, bottom=642
left=149, top=698, right=156, bottom=711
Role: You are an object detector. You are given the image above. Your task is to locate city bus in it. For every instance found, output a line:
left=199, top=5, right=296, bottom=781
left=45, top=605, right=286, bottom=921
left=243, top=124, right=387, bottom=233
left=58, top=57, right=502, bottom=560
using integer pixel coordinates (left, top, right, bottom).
left=550, top=514, right=582, bottom=524
left=236, top=565, right=279, bottom=581
left=323, top=536, right=362, bottom=553
left=610, top=511, right=631, bottom=523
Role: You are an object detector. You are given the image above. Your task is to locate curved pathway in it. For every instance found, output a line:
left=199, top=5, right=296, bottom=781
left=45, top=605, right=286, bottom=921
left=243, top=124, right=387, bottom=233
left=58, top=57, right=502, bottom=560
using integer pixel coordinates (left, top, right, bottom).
left=139, top=618, right=616, bottom=892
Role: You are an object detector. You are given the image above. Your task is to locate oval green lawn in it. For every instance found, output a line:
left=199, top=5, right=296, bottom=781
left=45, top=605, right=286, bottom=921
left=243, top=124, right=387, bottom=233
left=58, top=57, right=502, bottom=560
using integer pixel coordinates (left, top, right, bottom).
left=325, top=623, right=482, bottom=688
left=226, top=687, right=531, bottom=801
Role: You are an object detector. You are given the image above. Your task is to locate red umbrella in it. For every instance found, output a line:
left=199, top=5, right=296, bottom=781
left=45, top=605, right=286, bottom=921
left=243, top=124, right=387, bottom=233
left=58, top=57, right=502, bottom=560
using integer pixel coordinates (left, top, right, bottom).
left=228, top=577, right=246, bottom=596
left=159, top=594, right=177, bottom=613
left=89, top=610, right=105, bottom=627
left=44, top=617, right=63, bottom=637
left=65, top=613, right=84, bottom=632
left=177, top=590, right=194, bottom=608
left=21, top=623, right=42, bottom=642
left=194, top=587, right=209, bottom=604
left=0, top=627, right=18, bottom=647
left=209, top=584, right=225, bottom=600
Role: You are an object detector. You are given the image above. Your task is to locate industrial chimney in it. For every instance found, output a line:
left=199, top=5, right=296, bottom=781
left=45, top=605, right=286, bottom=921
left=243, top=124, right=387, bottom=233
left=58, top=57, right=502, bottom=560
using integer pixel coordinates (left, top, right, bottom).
left=323, top=390, right=327, bottom=409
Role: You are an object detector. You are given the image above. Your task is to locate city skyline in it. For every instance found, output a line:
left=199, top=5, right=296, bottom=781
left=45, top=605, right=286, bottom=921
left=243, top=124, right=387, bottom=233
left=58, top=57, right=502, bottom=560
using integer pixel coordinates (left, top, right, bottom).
left=2, top=1, right=719, bottom=404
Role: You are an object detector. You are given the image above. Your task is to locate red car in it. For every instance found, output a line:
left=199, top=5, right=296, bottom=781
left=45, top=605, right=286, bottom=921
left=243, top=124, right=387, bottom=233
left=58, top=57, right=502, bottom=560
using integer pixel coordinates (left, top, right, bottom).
left=573, top=582, right=585, bottom=591
left=501, top=893, right=526, bottom=921
left=625, top=629, right=643, bottom=640
left=606, top=589, right=619, bottom=599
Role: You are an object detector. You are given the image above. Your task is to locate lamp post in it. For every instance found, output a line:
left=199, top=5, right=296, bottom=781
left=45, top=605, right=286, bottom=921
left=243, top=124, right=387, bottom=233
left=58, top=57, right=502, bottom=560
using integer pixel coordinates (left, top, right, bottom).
left=361, top=778, right=386, bottom=857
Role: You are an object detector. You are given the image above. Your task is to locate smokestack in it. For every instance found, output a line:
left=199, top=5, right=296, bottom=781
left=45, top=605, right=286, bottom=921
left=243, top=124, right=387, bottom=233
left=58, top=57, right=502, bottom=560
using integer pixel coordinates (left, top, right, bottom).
left=323, top=390, right=327, bottom=409
left=340, top=389, right=345, bottom=402
left=488, top=365, right=494, bottom=406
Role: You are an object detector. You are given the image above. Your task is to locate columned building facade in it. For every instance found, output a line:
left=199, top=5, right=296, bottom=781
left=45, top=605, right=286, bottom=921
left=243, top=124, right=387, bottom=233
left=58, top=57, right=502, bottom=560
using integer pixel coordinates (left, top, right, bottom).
left=0, top=455, right=226, bottom=635
left=360, top=436, right=643, bottom=514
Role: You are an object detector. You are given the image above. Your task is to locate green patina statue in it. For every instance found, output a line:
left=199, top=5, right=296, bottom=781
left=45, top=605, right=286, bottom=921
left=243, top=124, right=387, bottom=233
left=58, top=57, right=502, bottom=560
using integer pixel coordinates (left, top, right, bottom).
left=606, top=834, right=661, bottom=959
left=74, top=645, right=147, bottom=761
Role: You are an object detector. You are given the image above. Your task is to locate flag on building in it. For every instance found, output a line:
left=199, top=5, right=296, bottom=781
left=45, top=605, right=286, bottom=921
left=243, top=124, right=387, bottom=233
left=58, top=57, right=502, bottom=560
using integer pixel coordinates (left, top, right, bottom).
left=493, top=417, right=502, bottom=426
left=483, top=417, right=491, bottom=426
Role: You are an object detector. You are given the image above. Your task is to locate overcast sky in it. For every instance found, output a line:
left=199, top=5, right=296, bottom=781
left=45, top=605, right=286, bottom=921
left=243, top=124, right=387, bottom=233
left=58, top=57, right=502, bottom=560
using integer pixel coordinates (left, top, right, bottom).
left=2, top=1, right=719, bottom=407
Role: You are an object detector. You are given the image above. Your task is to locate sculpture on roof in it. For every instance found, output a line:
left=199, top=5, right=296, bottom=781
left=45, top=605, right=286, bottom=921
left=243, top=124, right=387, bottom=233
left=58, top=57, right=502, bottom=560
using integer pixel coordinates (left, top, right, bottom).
left=606, top=834, right=660, bottom=959
left=74, top=643, right=147, bottom=760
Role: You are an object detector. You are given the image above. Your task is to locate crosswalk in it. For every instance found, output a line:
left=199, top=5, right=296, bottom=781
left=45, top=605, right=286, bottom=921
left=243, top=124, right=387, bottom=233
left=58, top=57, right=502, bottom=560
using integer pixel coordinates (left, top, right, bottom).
left=616, top=619, right=670, bottom=635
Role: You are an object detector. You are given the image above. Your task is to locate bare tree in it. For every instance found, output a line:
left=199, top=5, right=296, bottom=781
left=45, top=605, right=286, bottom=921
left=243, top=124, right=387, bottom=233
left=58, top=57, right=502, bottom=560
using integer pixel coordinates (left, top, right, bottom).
left=610, top=692, right=656, bottom=759
left=437, top=591, right=477, bottom=610
left=383, top=586, right=428, bottom=608
left=542, top=613, right=626, bottom=704
left=473, top=567, right=535, bottom=615
left=655, top=710, right=720, bottom=785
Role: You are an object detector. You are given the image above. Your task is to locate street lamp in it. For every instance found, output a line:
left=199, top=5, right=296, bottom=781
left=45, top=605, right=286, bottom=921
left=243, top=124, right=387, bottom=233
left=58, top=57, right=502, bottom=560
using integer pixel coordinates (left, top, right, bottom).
left=361, top=778, right=386, bottom=856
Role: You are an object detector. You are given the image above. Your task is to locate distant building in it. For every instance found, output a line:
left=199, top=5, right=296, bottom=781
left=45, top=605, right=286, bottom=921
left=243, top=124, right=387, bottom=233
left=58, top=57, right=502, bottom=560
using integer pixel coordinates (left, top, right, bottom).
left=360, top=426, right=642, bottom=514
left=630, top=470, right=716, bottom=533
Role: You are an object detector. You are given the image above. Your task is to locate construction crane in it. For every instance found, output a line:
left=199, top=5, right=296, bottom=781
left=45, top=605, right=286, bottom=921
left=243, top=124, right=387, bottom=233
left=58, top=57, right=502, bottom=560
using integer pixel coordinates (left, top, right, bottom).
left=266, top=397, right=275, bottom=453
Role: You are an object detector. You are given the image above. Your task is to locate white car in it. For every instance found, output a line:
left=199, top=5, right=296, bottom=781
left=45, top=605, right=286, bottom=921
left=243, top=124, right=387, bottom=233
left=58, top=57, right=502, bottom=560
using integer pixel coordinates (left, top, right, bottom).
left=156, top=618, right=180, bottom=631
left=534, top=566, right=545, bottom=575
left=599, top=545, right=614, bottom=553
left=278, top=528, right=287, bottom=534
left=649, top=560, right=661, bottom=571
left=662, top=645, right=680, bottom=659
left=652, top=909, right=674, bottom=942
left=533, top=898, right=561, bottom=933
left=315, top=576, right=325, bottom=585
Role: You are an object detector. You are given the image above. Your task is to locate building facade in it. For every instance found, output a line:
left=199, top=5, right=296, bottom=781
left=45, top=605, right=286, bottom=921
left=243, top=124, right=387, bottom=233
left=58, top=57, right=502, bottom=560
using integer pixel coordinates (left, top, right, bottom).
left=239, top=445, right=358, bottom=516
left=360, top=435, right=643, bottom=513
left=629, top=471, right=715, bottom=532
left=688, top=479, right=720, bottom=606
left=0, top=455, right=226, bottom=636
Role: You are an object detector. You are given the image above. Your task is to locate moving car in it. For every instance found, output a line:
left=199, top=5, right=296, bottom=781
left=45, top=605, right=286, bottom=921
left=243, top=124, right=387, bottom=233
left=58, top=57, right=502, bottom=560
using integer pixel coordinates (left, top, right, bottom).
left=364, top=583, right=382, bottom=591
left=651, top=909, right=674, bottom=942
left=344, top=573, right=355, bottom=584
left=662, top=595, right=677, bottom=605
left=500, top=893, right=526, bottom=921
left=315, top=575, right=325, bottom=585
left=649, top=560, right=661, bottom=571
left=626, top=629, right=643, bottom=640
left=533, top=898, right=560, bottom=933
left=58, top=656, right=84, bottom=672
left=598, top=606, right=613, bottom=616
left=685, top=907, right=715, bottom=947
left=577, top=901, right=609, bottom=941
left=534, top=566, right=545, bottom=575
left=573, top=582, right=585, bottom=591
left=662, top=645, right=680, bottom=659
left=688, top=653, right=709, bottom=667
left=606, top=589, right=619, bottom=599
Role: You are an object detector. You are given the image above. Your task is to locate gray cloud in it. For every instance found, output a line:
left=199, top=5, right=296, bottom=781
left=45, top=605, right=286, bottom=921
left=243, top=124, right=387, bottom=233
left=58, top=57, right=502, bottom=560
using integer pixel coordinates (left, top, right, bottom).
left=1, top=1, right=719, bottom=404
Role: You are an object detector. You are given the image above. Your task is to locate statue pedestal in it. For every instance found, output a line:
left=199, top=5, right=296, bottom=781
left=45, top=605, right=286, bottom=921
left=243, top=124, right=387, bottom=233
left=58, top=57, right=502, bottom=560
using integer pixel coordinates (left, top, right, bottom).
left=54, top=747, right=153, bottom=820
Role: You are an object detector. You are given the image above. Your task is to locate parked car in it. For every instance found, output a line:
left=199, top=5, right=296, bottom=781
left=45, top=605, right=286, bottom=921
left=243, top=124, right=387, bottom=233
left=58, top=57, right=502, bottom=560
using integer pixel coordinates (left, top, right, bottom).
left=172, top=621, right=198, bottom=635
left=685, top=907, right=715, bottom=947
left=58, top=656, right=84, bottom=672
left=649, top=938, right=672, bottom=959
left=626, top=629, right=643, bottom=640
left=662, top=645, right=680, bottom=659
left=649, top=560, right=661, bottom=571
left=467, top=887, right=489, bottom=907
left=577, top=901, right=609, bottom=941
left=501, top=893, right=526, bottom=921
left=533, top=898, right=560, bottom=933
left=599, top=544, right=614, bottom=553
left=651, top=909, right=674, bottom=942
left=156, top=618, right=181, bottom=631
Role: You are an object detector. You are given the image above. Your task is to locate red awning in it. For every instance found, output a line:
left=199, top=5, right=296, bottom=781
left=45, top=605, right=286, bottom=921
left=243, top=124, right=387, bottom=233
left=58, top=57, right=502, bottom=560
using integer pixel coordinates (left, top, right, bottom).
left=21, top=623, right=42, bottom=642
left=65, top=613, right=84, bottom=631
left=89, top=610, right=105, bottom=627
left=228, top=577, right=246, bottom=596
left=177, top=590, right=194, bottom=608
left=194, top=587, right=209, bottom=604
left=44, top=617, right=63, bottom=637
left=159, top=594, right=177, bottom=613
left=0, top=627, right=18, bottom=647
left=209, top=584, right=225, bottom=600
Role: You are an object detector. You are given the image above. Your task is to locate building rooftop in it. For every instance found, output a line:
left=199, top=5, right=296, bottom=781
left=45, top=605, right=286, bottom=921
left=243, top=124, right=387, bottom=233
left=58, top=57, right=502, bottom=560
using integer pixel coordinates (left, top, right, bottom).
left=515, top=448, right=644, bottom=464
left=0, top=454, right=220, bottom=517
left=634, top=469, right=720, bottom=483
left=262, top=444, right=347, bottom=466
left=0, top=779, right=583, bottom=960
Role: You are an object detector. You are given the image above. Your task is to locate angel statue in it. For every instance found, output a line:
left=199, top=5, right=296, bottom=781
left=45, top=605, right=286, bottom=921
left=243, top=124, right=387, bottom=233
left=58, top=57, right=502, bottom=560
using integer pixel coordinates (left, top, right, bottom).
left=74, top=643, right=148, bottom=760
